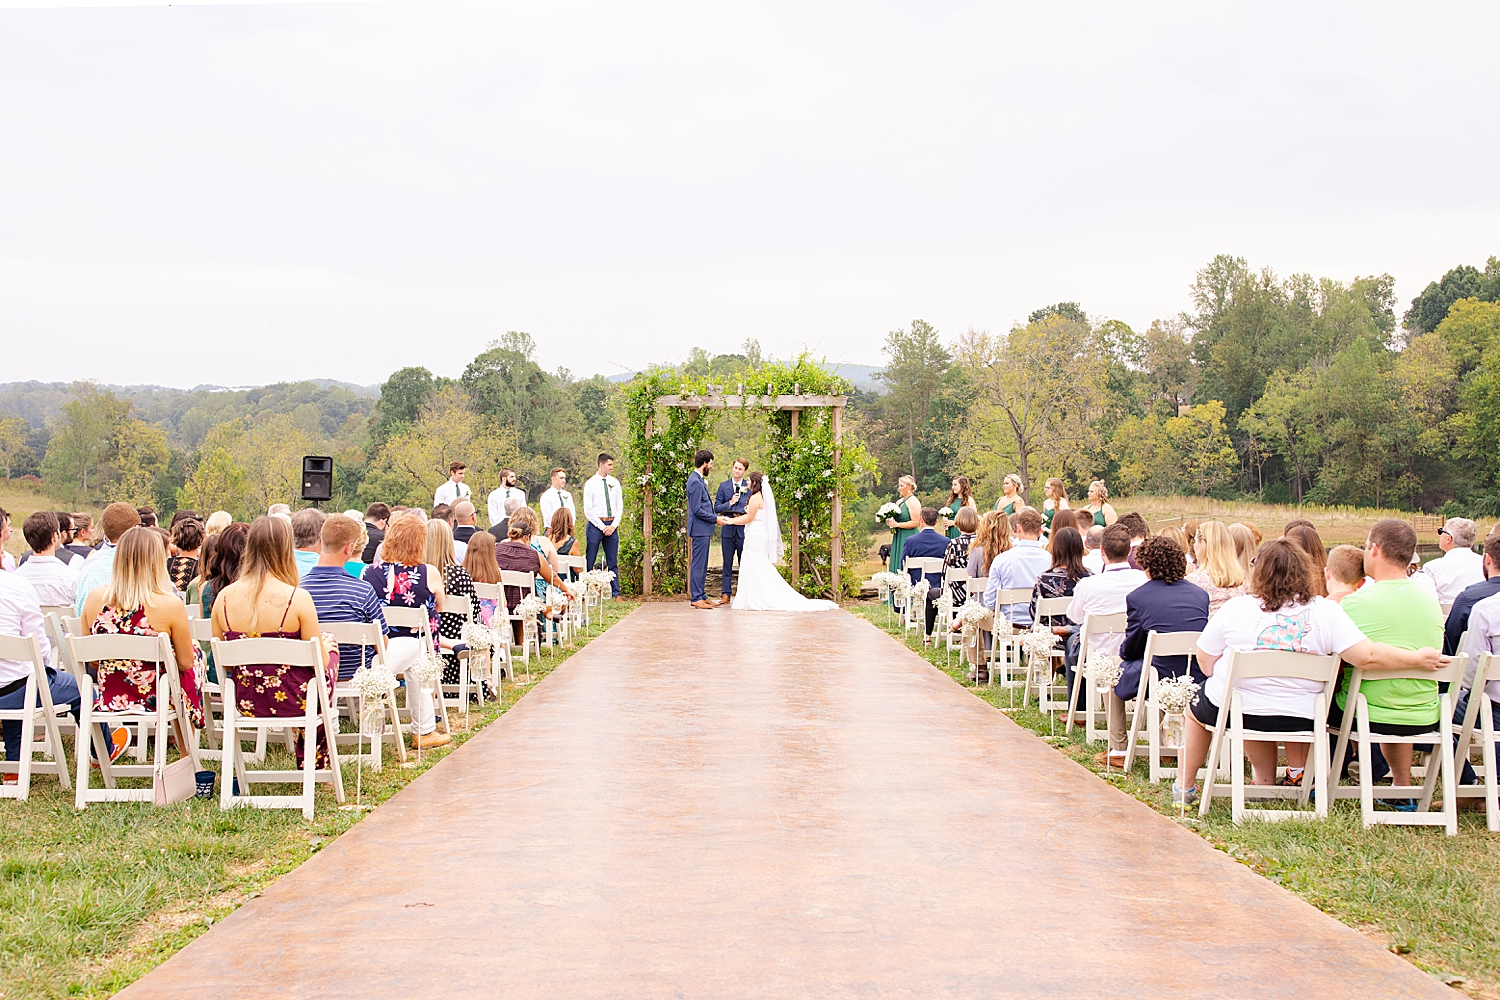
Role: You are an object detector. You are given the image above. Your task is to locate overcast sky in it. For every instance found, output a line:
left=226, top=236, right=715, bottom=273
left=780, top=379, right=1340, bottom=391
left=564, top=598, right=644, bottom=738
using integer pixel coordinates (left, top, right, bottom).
left=1, top=1, right=1496, bottom=389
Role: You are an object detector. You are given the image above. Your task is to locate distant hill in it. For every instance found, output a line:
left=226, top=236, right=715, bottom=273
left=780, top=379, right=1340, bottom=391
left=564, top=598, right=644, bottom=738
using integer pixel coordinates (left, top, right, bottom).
left=604, top=362, right=887, bottom=394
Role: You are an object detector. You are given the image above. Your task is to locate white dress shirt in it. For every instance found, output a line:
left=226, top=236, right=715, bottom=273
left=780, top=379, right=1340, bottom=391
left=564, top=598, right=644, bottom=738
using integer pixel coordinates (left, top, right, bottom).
left=0, top=571, right=51, bottom=683
left=1082, top=550, right=1104, bottom=576
left=1422, top=547, right=1484, bottom=604
left=487, top=486, right=527, bottom=527
left=14, top=553, right=79, bottom=608
left=433, top=479, right=472, bottom=508
left=583, top=474, right=624, bottom=533
left=539, top=486, right=575, bottom=530
left=1067, top=562, right=1148, bottom=656
left=1460, top=591, right=1500, bottom=696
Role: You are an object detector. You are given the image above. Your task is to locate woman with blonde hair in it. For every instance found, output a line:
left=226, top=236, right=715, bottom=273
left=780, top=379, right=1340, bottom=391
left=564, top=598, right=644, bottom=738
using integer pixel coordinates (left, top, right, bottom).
left=82, top=526, right=203, bottom=756
left=361, top=515, right=450, bottom=749
left=1186, top=521, right=1247, bottom=614
left=883, top=475, right=922, bottom=575
left=428, top=518, right=481, bottom=685
left=1227, top=522, right=1258, bottom=584
left=204, top=511, right=232, bottom=537
left=1041, top=478, right=1070, bottom=537
left=994, top=473, right=1025, bottom=517
left=1080, top=481, right=1118, bottom=527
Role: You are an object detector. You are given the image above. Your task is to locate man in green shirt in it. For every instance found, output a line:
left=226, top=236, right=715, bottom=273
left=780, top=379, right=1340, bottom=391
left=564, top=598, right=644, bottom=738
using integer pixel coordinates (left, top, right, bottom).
left=1337, top=518, right=1445, bottom=792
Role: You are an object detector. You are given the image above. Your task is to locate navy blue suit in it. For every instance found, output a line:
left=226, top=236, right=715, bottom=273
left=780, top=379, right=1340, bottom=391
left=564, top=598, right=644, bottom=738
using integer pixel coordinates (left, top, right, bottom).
left=686, top=471, right=719, bottom=602
left=901, top=528, right=950, bottom=583
left=1445, top=575, right=1500, bottom=655
left=1115, top=578, right=1210, bottom=701
left=715, top=478, right=750, bottom=596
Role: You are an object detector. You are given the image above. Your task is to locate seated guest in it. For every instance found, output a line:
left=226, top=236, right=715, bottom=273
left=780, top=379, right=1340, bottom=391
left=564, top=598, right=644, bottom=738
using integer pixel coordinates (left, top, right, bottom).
left=199, top=522, right=248, bottom=618
left=167, top=516, right=204, bottom=593
left=1227, top=522, right=1257, bottom=584
left=361, top=516, right=451, bottom=750
left=451, top=500, right=479, bottom=563
left=361, top=503, right=390, bottom=564
left=1117, top=512, right=1150, bottom=570
left=1047, top=509, right=1081, bottom=548
left=1064, top=523, right=1147, bottom=763
left=136, top=507, right=157, bottom=529
left=1173, top=536, right=1442, bottom=806
left=494, top=507, right=575, bottom=643
left=1446, top=532, right=1500, bottom=655
left=431, top=503, right=453, bottom=527
left=291, top=508, right=326, bottom=580
left=15, top=512, right=79, bottom=608
left=963, top=512, right=1011, bottom=680
left=1158, top=526, right=1193, bottom=571
left=302, top=515, right=389, bottom=681
left=82, top=526, right=205, bottom=736
left=1030, top=525, right=1090, bottom=627
left=902, top=506, right=950, bottom=584
left=203, top=510, right=232, bottom=538
left=209, top=516, right=332, bottom=766
left=1423, top=517, right=1483, bottom=604
left=463, top=532, right=503, bottom=627
left=267, top=503, right=292, bottom=519
left=428, top=518, right=480, bottom=684
left=65, top=513, right=96, bottom=560
left=73, top=503, right=143, bottom=615
left=0, top=561, right=127, bottom=769
left=1113, top=537, right=1209, bottom=764
left=1285, top=525, right=1329, bottom=597
left=548, top=508, right=578, bottom=559
left=1185, top=521, right=1247, bottom=615
left=984, top=507, right=1050, bottom=626
left=1081, top=525, right=1104, bottom=576
left=1325, top=544, right=1367, bottom=603
left=938, top=506, right=979, bottom=620
left=1333, top=519, right=1445, bottom=796
left=489, top=497, right=524, bottom=546
left=49, top=512, right=79, bottom=566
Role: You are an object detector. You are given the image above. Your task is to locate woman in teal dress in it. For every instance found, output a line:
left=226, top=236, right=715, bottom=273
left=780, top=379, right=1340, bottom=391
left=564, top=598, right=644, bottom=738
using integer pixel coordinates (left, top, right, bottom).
left=1080, top=479, right=1118, bottom=527
left=1041, top=478, right=1070, bottom=538
left=994, top=473, right=1024, bottom=517
left=884, top=476, right=922, bottom=576
left=941, top=476, right=978, bottom=539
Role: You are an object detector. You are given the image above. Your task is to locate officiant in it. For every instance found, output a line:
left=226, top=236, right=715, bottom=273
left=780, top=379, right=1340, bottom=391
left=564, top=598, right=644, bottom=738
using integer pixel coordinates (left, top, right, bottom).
left=715, top=458, right=751, bottom=600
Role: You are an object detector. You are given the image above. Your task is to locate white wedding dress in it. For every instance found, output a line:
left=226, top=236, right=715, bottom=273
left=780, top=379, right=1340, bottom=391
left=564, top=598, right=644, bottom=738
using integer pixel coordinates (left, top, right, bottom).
left=731, top=479, right=838, bottom=612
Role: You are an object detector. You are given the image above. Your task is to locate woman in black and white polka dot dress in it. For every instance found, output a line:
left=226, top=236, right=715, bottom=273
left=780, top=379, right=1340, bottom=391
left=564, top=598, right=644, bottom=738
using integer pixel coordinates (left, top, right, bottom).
left=427, top=519, right=480, bottom=684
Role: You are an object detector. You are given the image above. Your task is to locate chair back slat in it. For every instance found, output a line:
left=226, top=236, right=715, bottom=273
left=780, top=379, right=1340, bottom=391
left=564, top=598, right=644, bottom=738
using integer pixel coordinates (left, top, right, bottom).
left=68, top=632, right=172, bottom=665
left=557, top=555, right=586, bottom=571
left=210, top=636, right=323, bottom=669
left=472, top=581, right=502, bottom=600
left=1480, top=651, right=1500, bottom=684
left=964, top=579, right=986, bottom=597
left=1034, top=596, right=1072, bottom=618
left=381, top=606, right=431, bottom=630
left=500, top=571, right=536, bottom=592
left=1142, top=630, right=1201, bottom=662
left=0, top=633, right=44, bottom=661
left=39, top=605, right=72, bottom=619
left=189, top=618, right=214, bottom=643
left=323, top=621, right=385, bottom=647
left=1220, top=648, right=1340, bottom=683
left=996, top=588, right=1033, bottom=605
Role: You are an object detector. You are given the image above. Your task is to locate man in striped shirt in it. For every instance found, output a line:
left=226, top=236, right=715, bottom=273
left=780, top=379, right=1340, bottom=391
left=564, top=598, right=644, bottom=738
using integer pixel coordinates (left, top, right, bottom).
left=302, top=515, right=389, bottom=681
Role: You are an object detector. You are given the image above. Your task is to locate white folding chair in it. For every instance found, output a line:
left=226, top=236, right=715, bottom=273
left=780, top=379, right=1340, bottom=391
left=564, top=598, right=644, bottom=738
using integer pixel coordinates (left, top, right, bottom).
left=934, top=568, right=967, bottom=665
left=987, top=589, right=1034, bottom=701
left=438, top=588, right=475, bottom=721
left=0, top=634, right=73, bottom=800
left=1198, top=649, right=1341, bottom=823
left=1025, top=596, right=1073, bottom=712
left=69, top=632, right=199, bottom=808
left=1121, top=631, right=1202, bottom=782
left=471, top=582, right=513, bottom=683
left=381, top=606, right=452, bottom=737
left=1066, top=611, right=1128, bottom=741
left=557, top=554, right=588, bottom=632
left=1327, top=656, right=1467, bottom=835
left=39, top=605, right=73, bottom=621
left=1453, top=652, right=1500, bottom=831
left=323, top=621, right=407, bottom=770
left=500, top=570, right=541, bottom=677
left=901, top=557, right=944, bottom=643
left=211, top=635, right=346, bottom=820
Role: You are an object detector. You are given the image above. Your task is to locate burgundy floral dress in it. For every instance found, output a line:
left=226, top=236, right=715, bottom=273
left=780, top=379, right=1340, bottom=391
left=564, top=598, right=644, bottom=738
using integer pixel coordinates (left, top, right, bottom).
left=221, top=594, right=339, bottom=768
left=91, top=606, right=206, bottom=729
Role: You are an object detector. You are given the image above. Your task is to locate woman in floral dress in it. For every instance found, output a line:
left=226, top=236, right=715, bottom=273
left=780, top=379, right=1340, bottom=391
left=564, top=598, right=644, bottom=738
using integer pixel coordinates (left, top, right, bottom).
left=81, top=526, right=206, bottom=738
left=210, top=516, right=336, bottom=767
left=363, top=515, right=451, bottom=750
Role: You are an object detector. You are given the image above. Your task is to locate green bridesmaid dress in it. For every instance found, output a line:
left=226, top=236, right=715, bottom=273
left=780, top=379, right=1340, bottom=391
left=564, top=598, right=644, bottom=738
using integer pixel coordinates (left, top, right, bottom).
left=995, top=496, right=1019, bottom=516
left=885, top=495, right=921, bottom=575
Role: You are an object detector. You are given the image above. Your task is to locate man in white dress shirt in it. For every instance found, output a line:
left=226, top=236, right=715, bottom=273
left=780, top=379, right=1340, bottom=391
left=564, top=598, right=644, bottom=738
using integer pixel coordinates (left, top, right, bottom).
left=487, top=468, right=526, bottom=528
left=1422, top=517, right=1484, bottom=604
left=433, top=461, right=472, bottom=509
left=14, top=512, right=79, bottom=608
left=538, top=468, right=575, bottom=531
left=583, top=453, right=624, bottom=599
left=1066, top=523, right=1148, bottom=766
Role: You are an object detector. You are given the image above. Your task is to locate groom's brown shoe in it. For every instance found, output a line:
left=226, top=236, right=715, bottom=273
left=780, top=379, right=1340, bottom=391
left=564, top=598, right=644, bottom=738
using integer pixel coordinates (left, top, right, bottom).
left=710, top=596, right=729, bottom=606
left=691, top=600, right=714, bottom=609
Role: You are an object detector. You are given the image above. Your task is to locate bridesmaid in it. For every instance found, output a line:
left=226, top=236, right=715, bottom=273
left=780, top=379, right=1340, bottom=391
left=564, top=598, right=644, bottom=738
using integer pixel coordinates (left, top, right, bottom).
left=883, top=476, right=922, bottom=576
left=994, top=473, right=1025, bottom=516
left=941, top=476, right=978, bottom=540
left=1080, top=480, right=1118, bottom=527
left=1041, top=478, right=1070, bottom=537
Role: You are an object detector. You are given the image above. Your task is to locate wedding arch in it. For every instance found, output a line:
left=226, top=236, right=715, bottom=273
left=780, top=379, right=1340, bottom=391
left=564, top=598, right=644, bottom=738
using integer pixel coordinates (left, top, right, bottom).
left=620, top=357, right=872, bottom=600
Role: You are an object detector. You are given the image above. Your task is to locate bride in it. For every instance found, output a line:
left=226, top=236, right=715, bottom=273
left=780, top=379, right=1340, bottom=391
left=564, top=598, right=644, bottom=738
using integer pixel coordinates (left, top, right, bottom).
left=722, top=472, right=838, bottom=612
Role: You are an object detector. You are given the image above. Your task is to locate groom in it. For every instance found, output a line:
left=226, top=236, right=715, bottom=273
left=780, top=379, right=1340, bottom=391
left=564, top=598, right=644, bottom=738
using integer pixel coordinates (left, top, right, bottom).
left=714, top=458, right=750, bottom=601
left=687, top=449, right=728, bottom=609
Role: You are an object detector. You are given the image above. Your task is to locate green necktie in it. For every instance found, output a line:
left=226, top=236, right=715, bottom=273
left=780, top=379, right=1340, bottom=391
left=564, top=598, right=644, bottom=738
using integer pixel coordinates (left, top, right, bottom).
left=604, top=478, right=613, bottom=517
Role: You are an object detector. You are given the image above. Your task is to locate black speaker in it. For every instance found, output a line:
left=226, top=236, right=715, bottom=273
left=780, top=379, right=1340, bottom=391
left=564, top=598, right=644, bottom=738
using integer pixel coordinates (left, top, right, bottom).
left=301, top=455, right=333, bottom=502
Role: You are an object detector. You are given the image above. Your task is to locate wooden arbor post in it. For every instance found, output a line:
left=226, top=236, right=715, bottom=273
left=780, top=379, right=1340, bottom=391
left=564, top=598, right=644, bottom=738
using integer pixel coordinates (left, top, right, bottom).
left=642, top=415, right=654, bottom=596
left=830, top=403, right=842, bottom=599
left=788, top=407, right=800, bottom=583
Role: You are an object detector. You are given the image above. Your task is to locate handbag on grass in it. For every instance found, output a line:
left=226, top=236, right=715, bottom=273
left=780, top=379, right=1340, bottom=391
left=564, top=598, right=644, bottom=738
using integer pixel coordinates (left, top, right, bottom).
left=154, top=756, right=196, bottom=806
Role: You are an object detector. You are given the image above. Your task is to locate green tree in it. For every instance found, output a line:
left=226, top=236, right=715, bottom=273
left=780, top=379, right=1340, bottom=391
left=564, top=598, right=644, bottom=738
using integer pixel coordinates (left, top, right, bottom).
left=0, top=415, right=33, bottom=482
left=40, top=383, right=132, bottom=505
left=461, top=332, right=582, bottom=485
left=875, top=319, right=959, bottom=486
left=1434, top=297, right=1500, bottom=376
left=1404, top=258, right=1500, bottom=334
left=372, top=367, right=437, bottom=448
left=1165, top=401, right=1238, bottom=496
left=179, top=423, right=249, bottom=516
left=362, top=388, right=519, bottom=510
left=1027, top=302, right=1089, bottom=326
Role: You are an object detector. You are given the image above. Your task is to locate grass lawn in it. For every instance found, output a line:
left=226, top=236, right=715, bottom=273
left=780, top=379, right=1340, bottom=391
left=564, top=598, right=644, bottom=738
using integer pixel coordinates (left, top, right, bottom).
left=0, top=599, right=639, bottom=1000
left=850, top=601, right=1500, bottom=998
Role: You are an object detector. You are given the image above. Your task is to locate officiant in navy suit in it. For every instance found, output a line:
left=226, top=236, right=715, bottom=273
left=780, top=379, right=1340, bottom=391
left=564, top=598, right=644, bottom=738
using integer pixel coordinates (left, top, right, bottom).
left=687, top=449, right=727, bottom=609
left=715, top=458, right=750, bottom=601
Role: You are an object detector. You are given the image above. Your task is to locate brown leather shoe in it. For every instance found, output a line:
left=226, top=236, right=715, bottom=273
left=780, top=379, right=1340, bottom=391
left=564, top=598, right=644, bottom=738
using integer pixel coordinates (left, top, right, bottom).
left=711, top=596, right=730, bottom=606
left=691, top=600, right=714, bottom=609
left=413, top=731, right=452, bottom=750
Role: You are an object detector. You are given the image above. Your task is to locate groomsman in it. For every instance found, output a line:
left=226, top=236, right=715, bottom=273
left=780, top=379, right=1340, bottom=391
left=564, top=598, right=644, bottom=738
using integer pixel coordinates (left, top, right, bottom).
left=539, top=468, right=575, bottom=529
left=433, top=461, right=471, bottom=508
left=487, top=468, right=526, bottom=528
left=583, top=453, right=624, bottom=599
left=714, top=459, right=750, bottom=601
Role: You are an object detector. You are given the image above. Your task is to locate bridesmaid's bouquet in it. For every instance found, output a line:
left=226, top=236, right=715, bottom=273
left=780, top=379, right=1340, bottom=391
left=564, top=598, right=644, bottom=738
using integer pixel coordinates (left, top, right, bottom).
left=875, top=501, right=901, bottom=521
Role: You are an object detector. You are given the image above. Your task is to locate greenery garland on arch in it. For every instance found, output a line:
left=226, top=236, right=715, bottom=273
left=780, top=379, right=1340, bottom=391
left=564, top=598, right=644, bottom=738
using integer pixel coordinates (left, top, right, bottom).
left=618, top=355, right=874, bottom=599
